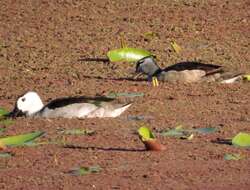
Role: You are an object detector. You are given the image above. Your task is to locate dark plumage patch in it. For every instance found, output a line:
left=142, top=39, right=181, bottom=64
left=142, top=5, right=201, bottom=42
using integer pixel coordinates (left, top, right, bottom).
left=164, top=61, right=222, bottom=75
left=135, top=56, right=155, bottom=73
left=7, top=104, right=26, bottom=118
left=45, top=96, right=114, bottom=110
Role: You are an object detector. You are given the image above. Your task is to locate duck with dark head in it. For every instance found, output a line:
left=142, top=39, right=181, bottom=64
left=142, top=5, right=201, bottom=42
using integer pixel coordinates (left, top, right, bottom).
left=135, top=56, right=244, bottom=84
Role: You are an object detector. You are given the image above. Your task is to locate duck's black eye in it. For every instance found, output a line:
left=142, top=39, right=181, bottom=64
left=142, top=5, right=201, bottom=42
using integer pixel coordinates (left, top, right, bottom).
left=21, top=98, right=26, bottom=102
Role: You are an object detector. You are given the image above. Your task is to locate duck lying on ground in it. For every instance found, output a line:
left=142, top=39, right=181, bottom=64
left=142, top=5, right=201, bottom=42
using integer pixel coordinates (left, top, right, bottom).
left=135, top=56, right=244, bottom=83
left=8, top=91, right=131, bottom=118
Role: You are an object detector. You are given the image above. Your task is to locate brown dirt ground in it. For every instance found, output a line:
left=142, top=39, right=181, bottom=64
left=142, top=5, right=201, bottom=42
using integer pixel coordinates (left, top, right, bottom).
left=0, top=0, right=250, bottom=189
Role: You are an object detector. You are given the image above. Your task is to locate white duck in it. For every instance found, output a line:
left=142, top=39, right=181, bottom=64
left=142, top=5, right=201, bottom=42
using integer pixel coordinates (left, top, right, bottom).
left=8, top=91, right=131, bottom=118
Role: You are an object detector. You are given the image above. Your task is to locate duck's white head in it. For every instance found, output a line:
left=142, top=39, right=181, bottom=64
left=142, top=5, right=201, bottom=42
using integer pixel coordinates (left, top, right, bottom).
left=12, top=91, right=44, bottom=117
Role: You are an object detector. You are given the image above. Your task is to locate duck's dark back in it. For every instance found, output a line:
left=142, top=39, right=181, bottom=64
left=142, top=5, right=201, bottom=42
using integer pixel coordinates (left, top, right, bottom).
left=164, top=61, right=222, bottom=74
left=45, top=96, right=114, bottom=109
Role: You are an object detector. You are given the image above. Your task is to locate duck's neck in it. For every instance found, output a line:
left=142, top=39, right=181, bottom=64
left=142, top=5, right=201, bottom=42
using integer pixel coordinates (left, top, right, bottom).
left=152, top=68, right=162, bottom=76
left=147, top=67, right=162, bottom=81
left=147, top=64, right=162, bottom=77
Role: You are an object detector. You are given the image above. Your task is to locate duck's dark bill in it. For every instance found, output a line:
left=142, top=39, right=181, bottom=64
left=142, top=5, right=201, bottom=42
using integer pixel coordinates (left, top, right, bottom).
left=7, top=106, right=25, bottom=118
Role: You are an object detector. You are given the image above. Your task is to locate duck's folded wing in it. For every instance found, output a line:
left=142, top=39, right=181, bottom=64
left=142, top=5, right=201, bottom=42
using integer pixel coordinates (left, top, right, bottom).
left=45, top=96, right=114, bottom=110
left=160, top=70, right=206, bottom=82
left=38, top=103, right=98, bottom=118
left=164, top=61, right=222, bottom=74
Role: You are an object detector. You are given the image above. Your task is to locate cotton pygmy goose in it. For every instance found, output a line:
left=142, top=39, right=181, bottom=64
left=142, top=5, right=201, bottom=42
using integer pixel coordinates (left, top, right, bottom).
left=135, top=56, right=244, bottom=84
left=8, top=91, right=131, bottom=118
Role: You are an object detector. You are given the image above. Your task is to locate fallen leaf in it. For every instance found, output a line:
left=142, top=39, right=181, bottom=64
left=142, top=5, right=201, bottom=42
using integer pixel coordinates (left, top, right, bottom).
left=170, top=41, right=182, bottom=54
left=138, top=126, right=155, bottom=141
left=161, top=126, right=185, bottom=137
left=0, top=131, right=45, bottom=147
left=67, top=166, right=101, bottom=176
left=138, top=125, right=166, bottom=151
left=143, top=31, right=158, bottom=41
left=0, top=119, right=14, bottom=127
left=0, top=140, right=7, bottom=150
left=0, top=108, right=9, bottom=117
left=224, top=153, right=243, bottom=160
left=0, top=128, right=6, bottom=134
left=106, top=92, right=144, bottom=98
left=194, top=127, right=217, bottom=134
left=243, top=75, right=250, bottom=81
left=232, top=132, right=250, bottom=147
left=161, top=126, right=216, bottom=138
left=107, top=47, right=152, bottom=62
left=60, top=129, right=95, bottom=136
left=0, top=152, right=13, bottom=158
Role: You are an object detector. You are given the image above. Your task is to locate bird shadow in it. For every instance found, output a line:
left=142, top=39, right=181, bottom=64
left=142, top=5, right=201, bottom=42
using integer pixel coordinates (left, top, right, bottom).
left=78, top=57, right=110, bottom=63
left=211, top=138, right=232, bottom=145
left=64, top=144, right=146, bottom=152
left=81, top=74, right=147, bottom=82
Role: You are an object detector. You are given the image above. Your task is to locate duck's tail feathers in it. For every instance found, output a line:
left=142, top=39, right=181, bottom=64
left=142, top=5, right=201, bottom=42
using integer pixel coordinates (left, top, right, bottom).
left=220, top=72, right=244, bottom=84
left=110, top=103, right=132, bottom=117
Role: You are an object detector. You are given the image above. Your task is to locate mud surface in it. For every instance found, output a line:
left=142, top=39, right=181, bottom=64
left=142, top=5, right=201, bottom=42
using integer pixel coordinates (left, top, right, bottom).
left=0, top=0, right=250, bottom=189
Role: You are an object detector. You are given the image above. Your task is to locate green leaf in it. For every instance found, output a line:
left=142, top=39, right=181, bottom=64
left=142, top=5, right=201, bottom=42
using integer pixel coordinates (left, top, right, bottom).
left=138, top=126, right=155, bottom=141
left=232, top=132, right=250, bottom=147
left=0, top=107, right=13, bottom=127
left=224, top=153, right=243, bottom=160
left=193, top=127, right=217, bottom=134
left=23, top=140, right=64, bottom=147
left=143, top=32, right=158, bottom=41
left=107, top=47, right=152, bottom=62
left=106, top=92, right=144, bottom=98
left=22, top=141, right=47, bottom=147
left=67, top=166, right=101, bottom=176
left=0, top=131, right=45, bottom=146
left=161, top=126, right=184, bottom=137
left=0, top=108, right=9, bottom=117
left=243, top=75, right=250, bottom=81
left=0, top=119, right=14, bottom=127
left=161, top=126, right=216, bottom=137
left=60, top=129, right=95, bottom=135
left=162, top=128, right=184, bottom=137
left=0, top=152, right=13, bottom=158
left=0, top=128, right=6, bottom=134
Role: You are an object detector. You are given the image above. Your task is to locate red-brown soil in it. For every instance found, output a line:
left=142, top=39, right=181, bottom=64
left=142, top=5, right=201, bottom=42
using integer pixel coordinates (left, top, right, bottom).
left=0, top=0, right=250, bottom=189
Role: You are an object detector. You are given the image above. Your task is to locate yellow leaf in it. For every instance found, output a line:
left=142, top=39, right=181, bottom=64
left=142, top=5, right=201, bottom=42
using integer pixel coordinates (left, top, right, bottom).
left=243, top=75, right=250, bottom=81
left=0, top=140, right=7, bottom=150
left=187, top=134, right=194, bottom=140
left=138, top=126, right=155, bottom=142
left=144, top=32, right=158, bottom=40
left=171, top=41, right=182, bottom=54
left=120, top=34, right=127, bottom=48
